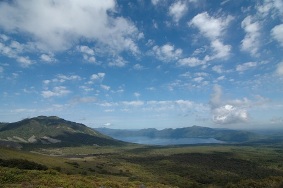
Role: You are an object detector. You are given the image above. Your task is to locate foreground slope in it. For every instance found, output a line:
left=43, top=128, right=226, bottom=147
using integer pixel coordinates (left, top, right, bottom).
left=0, top=116, right=124, bottom=148
left=0, top=144, right=283, bottom=188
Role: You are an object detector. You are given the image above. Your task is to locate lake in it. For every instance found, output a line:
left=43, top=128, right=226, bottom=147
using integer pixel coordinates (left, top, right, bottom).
left=114, top=136, right=225, bottom=146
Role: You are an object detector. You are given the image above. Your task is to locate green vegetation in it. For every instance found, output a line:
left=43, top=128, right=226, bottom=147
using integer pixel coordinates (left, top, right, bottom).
left=0, top=159, right=48, bottom=170
left=0, top=116, right=125, bottom=148
left=1, top=144, right=283, bottom=187
left=1, top=116, right=283, bottom=187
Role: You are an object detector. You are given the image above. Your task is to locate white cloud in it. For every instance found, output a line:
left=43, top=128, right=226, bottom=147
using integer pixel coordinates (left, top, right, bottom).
left=151, top=0, right=164, bottom=6
left=80, top=85, right=94, bottom=92
left=241, top=16, right=261, bottom=56
left=152, top=44, right=182, bottom=62
left=276, top=61, right=283, bottom=76
left=57, top=74, right=81, bottom=82
left=122, top=100, right=144, bottom=107
left=40, top=54, right=55, bottom=63
left=16, top=56, right=33, bottom=67
left=101, top=84, right=110, bottom=91
left=83, top=54, right=96, bottom=63
left=41, top=86, right=71, bottom=98
left=274, top=0, right=283, bottom=16
left=80, top=97, right=96, bottom=103
left=43, top=80, right=51, bottom=85
left=169, top=1, right=188, bottom=23
left=133, top=64, right=144, bottom=70
left=0, top=34, right=9, bottom=41
left=77, top=45, right=94, bottom=56
left=189, top=12, right=232, bottom=60
left=212, top=104, right=248, bottom=124
left=77, top=45, right=96, bottom=63
left=0, top=0, right=140, bottom=54
left=103, top=122, right=112, bottom=127
left=236, top=62, right=257, bottom=72
left=134, top=92, right=141, bottom=98
left=212, top=65, right=224, bottom=74
left=71, top=97, right=96, bottom=104
left=108, top=56, right=127, bottom=67
left=90, top=73, right=105, bottom=81
left=0, top=39, right=34, bottom=67
left=178, top=57, right=204, bottom=67
left=216, top=76, right=225, bottom=81
left=210, top=39, right=231, bottom=59
left=256, top=0, right=283, bottom=18
left=209, top=85, right=249, bottom=124
left=190, top=12, right=233, bottom=40
left=193, top=77, right=204, bottom=83
left=271, top=24, right=283, bottom=47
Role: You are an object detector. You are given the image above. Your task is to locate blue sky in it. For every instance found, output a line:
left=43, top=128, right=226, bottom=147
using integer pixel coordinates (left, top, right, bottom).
left=0, top=0, right=283, bottom=129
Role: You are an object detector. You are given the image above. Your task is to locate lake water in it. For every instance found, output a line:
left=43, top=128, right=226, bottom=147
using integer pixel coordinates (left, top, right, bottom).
left=114, top=136, right=225, bottom=146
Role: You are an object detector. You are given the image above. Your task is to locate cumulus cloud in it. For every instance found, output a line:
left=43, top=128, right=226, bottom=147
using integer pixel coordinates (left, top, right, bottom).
left=212, top=104, right=248, bottom=124
left=236, top=62, right=257, bottom=72
left=212, top=65, right=224, bottom=74
left=122, top=100, right=144, bottom=107
left=108, top=56, right=127, bottom=67
left=16, top=56, right=33, bottom=67
left=169, top=1, right=188, bottom=23
left=41, top=86, right=71, bottom=98
left=101, top=84, right=111, bottom=91
left=71, top=97, right=96, bottom=104
left=133, top=64, right=144, bottom=70
left=209, top=85, right=249, bottom=124
left=56, top=74, right=81, bottom=82
left=42, top=74, right=81, bottom=85
left=40, top=54, right=56, bottom=63
left=241, top=16, right=261, bottom=56
left=77, top=45, right=94, bottom=56
left=77, top=45, right=96, bottom=63
left=276, top=61, right=283, bottom=76
left=271, top=24, right=283, bottom=47
left=151, top=0, right=161, bottom=6
left=152, top=44, right=182, bottom=62
left=189, top=12, right=232, bottom=61
left=0, top=39, right=33, bottom=67
left=190, top=12, right=233, bottom=40
left=90, top=73, right=105, bottom=81
left=0, top=0, right=141, bottom=54
left=210, top=39, right=231, bottom=59
left=256, top=0, right=283, bottom=18
left=103, top=122, right=112, bottom=127
left=178, top=57, right=204, bottom=67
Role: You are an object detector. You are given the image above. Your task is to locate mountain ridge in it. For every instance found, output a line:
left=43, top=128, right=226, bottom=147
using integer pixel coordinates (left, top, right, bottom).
left=0, top=116, right=124, bottom=148
left=95, top=125, right=259, bottom=143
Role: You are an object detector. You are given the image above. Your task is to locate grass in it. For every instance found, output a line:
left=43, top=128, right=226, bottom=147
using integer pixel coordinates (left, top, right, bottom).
left=1, top=144, right=283, bottom=187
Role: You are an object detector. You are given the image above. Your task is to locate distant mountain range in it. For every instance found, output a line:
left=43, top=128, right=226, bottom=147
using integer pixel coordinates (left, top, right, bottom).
left=95, top=126, right=259, bottom=143
left=0, top=116, right=124, bottom=149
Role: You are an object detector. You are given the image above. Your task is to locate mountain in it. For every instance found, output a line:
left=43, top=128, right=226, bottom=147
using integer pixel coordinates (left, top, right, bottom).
left=95, top=126, right=258, bottom=143
left=0, top=116, right=124, bottom=148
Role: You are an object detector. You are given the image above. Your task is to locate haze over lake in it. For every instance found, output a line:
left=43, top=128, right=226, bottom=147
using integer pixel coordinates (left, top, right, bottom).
left=114, top=136, right=224, bottom=146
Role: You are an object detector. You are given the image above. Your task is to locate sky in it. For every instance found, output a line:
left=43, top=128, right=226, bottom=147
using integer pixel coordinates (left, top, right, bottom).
left=0, top=0, right=283, bottom=130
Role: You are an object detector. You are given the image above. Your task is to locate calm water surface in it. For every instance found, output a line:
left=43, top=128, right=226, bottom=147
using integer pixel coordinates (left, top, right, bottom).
left=115, top=136, right=224, bottom=145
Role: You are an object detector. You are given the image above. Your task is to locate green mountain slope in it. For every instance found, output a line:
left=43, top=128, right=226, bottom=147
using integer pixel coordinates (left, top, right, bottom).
left=0, top=116, right=124, bottom=148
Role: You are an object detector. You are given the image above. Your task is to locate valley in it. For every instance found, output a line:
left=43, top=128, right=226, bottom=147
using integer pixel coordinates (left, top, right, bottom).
left=1, top=144, right=283, bottom=187
left=0, top=116, right=283, bottom=187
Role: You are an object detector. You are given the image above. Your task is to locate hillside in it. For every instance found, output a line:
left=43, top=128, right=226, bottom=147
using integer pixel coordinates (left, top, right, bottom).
left=0, top=116, right=124, bottom=148
left=95, top=125, right=258, bottom=143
